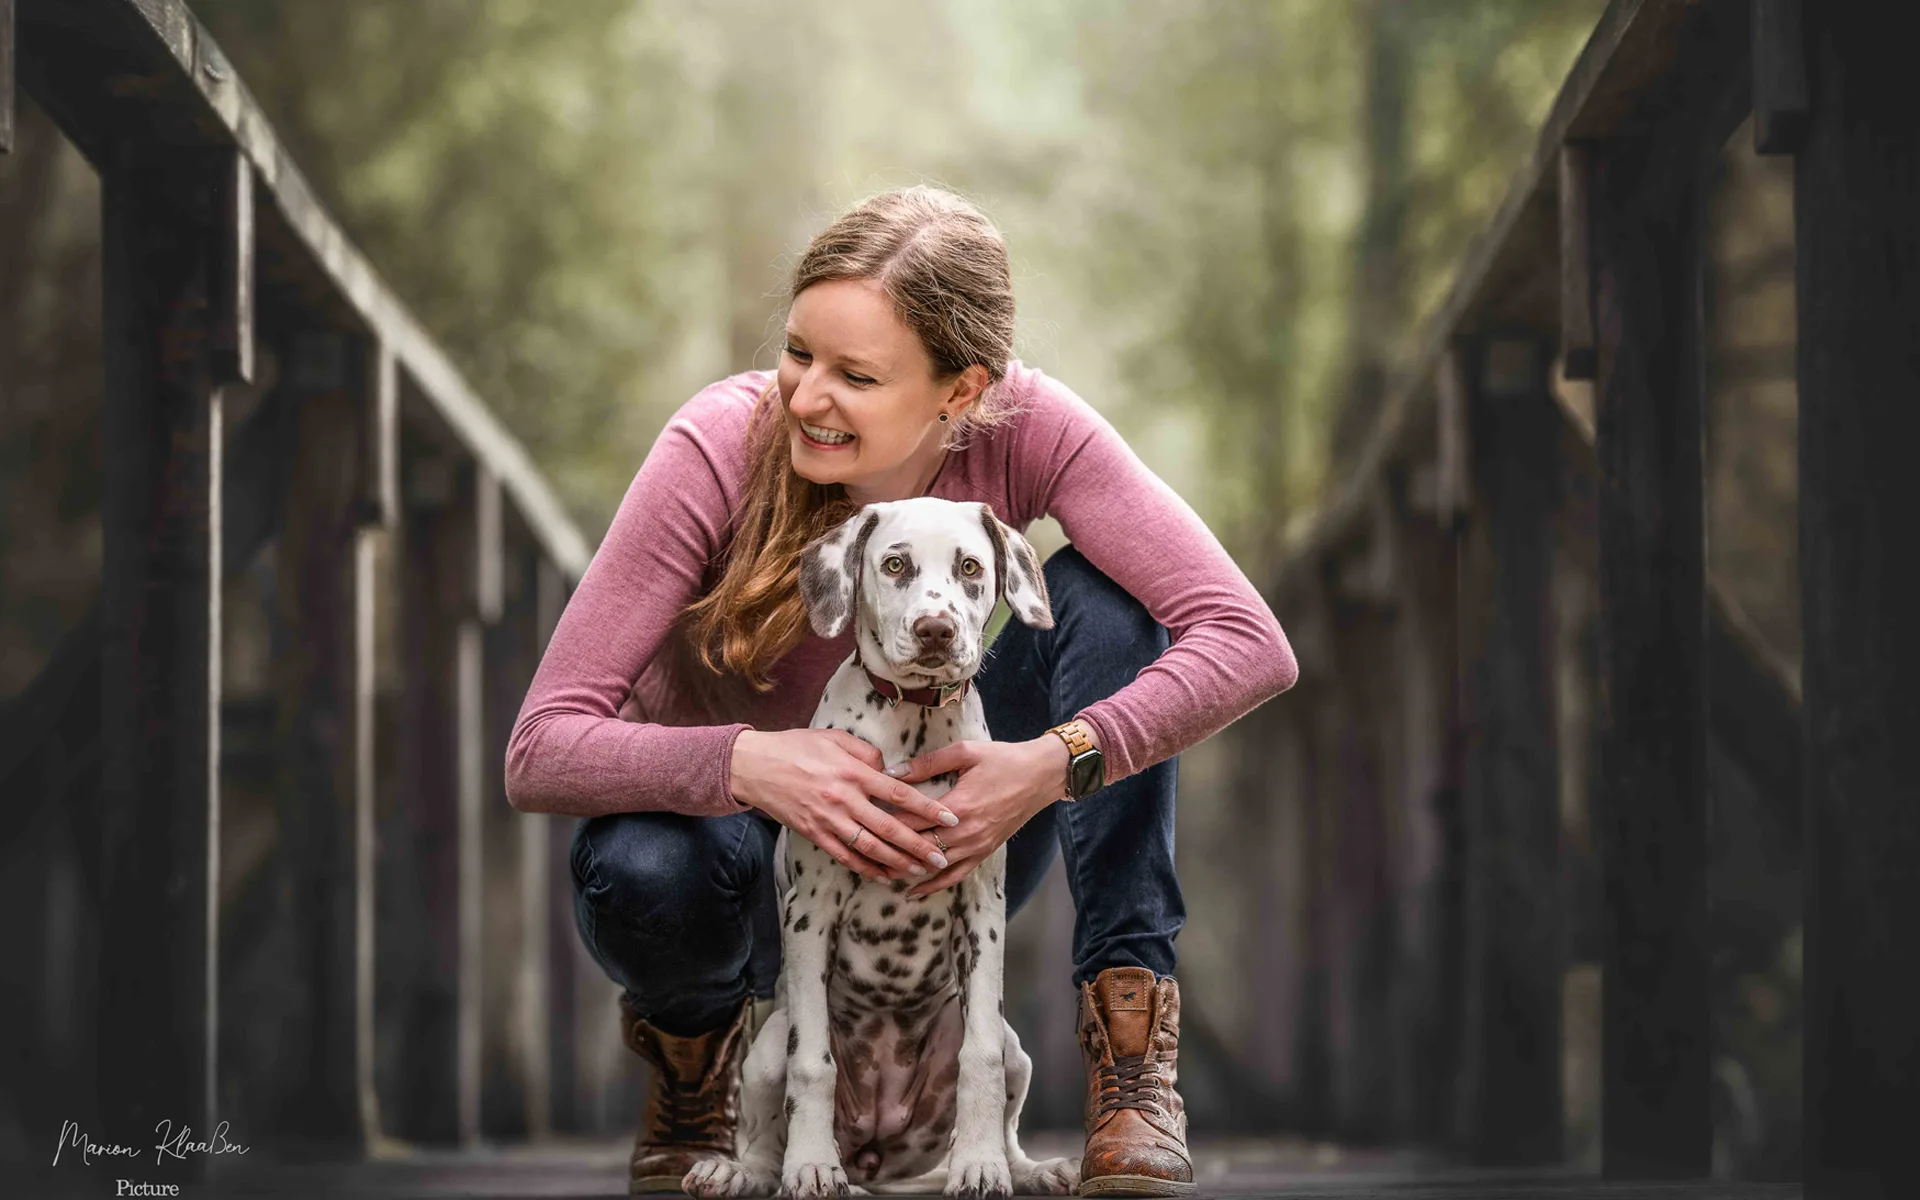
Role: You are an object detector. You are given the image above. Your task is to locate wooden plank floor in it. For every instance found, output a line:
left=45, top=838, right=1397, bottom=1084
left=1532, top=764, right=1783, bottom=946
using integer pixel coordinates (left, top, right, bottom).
left=13, top=1133, right=1802, bottom=1199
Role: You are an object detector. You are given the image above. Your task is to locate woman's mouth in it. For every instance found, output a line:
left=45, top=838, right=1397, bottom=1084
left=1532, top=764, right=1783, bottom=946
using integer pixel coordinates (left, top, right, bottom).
left=799, top=419, right=856, bottom=449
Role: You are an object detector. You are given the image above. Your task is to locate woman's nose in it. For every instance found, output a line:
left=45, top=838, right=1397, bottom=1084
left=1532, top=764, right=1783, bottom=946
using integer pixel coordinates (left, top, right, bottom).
left=788, top=368, right=834, bottom=418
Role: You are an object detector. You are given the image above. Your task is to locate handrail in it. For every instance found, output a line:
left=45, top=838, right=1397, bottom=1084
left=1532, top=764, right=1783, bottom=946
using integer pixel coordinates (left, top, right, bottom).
left=17, top=0, right=592, bottom=580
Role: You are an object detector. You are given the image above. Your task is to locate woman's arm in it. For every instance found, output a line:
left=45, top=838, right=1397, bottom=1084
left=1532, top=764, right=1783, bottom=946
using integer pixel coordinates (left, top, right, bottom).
left=1021, top=370, right=1300, bottom=788
left=504, top=386, right=757, bottom=818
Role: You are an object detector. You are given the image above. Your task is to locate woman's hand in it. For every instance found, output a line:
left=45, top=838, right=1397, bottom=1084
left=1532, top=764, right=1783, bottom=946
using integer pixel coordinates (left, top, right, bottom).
left=729, top=728, right=961, bottom=882
left=885, top=736, right=1071, bottom=898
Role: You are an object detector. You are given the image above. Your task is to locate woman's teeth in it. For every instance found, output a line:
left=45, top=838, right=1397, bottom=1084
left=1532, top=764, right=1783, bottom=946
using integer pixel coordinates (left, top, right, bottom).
left=802, top=421, right=854, bottom=445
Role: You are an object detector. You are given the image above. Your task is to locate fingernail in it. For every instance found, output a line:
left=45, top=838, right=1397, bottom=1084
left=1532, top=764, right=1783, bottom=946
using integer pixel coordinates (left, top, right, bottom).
left=885, top=763, right=909, bottom=777
left=929, top=852, right=949, bottom=869
left=939, top=811, right=959, bottom=827
left=909, top=865, right=926, bottom=876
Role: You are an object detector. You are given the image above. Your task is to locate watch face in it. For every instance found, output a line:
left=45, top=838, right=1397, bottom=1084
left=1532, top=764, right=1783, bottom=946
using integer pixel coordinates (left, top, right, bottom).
left=1071, top=752, right=1103, bottom=799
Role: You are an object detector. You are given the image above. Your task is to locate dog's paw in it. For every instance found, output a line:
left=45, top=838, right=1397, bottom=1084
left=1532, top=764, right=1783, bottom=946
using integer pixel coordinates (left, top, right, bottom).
left=686, top=1158, right=778, bottom=1198
left=1011, top=1156, right=1078, bottom=1196
left=782, top=1161, right=852, bottom=1200
left=945, top=1155, right=1013, bottom=1200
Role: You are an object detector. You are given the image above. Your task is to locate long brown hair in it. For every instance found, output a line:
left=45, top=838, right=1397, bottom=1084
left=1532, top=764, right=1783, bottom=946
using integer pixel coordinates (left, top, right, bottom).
left=677, top=185, right=1024, bottom=694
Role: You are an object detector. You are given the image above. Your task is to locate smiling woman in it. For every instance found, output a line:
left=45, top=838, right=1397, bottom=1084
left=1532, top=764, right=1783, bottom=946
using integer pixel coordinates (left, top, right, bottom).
left=502, top=185, right=1298, bottom=1198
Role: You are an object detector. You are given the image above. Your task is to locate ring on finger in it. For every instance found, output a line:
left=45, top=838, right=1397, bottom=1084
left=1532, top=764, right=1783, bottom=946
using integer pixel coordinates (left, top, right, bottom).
left=932, top=833, right=948, bottom=854
left=845, top=827, right=865, bottom=850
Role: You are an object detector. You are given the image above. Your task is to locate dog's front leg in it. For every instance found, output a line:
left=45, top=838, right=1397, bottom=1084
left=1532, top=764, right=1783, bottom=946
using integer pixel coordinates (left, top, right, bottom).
left=685, top=999, right=788, bottom=1198
left=1002, top=1019, right=1078, bottom=1195
left=780, top=849, right=849, bottom=1200
left=945, top=849, right=1013, bottom=1200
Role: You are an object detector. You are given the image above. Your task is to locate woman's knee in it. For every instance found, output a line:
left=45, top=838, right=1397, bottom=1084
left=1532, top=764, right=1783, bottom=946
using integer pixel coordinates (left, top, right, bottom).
left=572, top=810, right=763, bottom=918
left=1045, top=544, right=1169, bottom=661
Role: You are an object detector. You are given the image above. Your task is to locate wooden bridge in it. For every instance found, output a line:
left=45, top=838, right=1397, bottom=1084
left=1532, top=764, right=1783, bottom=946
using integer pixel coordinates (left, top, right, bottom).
left=2, top=0, right=1913, bottom=1196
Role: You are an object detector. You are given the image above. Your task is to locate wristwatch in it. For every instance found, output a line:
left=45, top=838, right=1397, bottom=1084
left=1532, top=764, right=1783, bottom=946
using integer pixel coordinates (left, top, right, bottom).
left=1047, top=719, right=1105, bottom=802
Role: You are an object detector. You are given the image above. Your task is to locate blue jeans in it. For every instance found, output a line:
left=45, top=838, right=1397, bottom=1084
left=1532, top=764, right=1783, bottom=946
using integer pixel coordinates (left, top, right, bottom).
left=569, top=544, right=1184, bottom=1036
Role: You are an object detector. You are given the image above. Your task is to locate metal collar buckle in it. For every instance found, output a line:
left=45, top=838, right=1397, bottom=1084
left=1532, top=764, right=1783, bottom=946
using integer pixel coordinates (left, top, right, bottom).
left=935, top=680, right=965, bottom=707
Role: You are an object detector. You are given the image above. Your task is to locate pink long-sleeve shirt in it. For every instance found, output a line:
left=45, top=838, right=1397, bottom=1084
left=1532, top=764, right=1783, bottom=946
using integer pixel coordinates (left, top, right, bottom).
left=505, top=362, right=1298, bottom=819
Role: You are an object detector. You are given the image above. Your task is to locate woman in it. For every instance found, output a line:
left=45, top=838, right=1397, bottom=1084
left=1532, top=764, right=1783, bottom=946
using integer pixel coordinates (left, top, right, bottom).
left=505, top=185, right=1298, bottom=1197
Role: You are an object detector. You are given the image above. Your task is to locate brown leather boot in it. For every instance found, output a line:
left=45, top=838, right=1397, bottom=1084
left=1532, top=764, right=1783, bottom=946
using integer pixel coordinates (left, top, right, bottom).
left=621, top=994, right=754, bottom=1194
left=1075, top=967, right=1195, bottom=1197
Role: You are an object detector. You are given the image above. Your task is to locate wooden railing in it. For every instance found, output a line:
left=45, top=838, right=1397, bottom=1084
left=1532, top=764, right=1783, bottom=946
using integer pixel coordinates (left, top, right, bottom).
left=2, top=0, right=613, bottom=1179
left=1244, top=0, right=1912, bottom=1191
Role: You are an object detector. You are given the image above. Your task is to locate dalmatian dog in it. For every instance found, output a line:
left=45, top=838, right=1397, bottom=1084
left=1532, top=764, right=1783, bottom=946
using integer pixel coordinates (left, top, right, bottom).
left=684, top=497, right=1080, bottom=1200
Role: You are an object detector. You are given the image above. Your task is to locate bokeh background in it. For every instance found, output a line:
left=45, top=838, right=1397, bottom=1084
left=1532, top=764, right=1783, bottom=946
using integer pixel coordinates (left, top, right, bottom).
left=1, top=0, right=1803, bottom=1181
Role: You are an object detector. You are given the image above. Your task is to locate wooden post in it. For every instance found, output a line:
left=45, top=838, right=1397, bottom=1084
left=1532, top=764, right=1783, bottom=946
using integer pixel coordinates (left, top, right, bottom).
left=1560, top=144, right=1597, bottom=380
left=461, top=461, right=503, bottom=1144
left=1452, top=338, right=1563, bottom=1165
left=1383, top=468, right=1460, bottom=1144
left=97, top=141, right=224, bottom=1185
left=1752, top=0, right=1808, bottom=155
left=270, top=328, right=381, bottom=1153
left=1796, top=9, right=1920, bottom=1197
left=209, top=150, right=253, bottom=385
left=482, top=522, right=548, bottom=1137
left=1589, top=134, right=1711, bottom=1178
left=385, top=443, right=468, bottom=1144
left=1435, top=345, right=1473, bottom=527
left=1, top=0, right=13, bottom=155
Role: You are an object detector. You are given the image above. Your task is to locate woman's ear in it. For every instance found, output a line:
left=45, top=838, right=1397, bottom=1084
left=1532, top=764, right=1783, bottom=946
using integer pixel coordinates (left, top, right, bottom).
left=944, top=364, right=991, bottom=423
left=800, top=508, right=881, bottom=638
left=977, top=503, right=1053, bottom=630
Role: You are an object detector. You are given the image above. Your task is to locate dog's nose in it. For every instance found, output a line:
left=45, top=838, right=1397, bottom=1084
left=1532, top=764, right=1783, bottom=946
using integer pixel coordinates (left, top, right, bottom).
left=912, top=614, right=956, bottom=650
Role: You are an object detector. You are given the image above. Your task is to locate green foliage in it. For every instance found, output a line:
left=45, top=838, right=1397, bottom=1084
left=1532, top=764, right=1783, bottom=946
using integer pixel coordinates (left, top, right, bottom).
left=192, top=0, right=1603, bottom=565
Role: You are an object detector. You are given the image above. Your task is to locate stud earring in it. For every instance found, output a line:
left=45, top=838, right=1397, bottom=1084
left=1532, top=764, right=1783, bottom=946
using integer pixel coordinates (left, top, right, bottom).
left=938, top=412, right=950, bottom=422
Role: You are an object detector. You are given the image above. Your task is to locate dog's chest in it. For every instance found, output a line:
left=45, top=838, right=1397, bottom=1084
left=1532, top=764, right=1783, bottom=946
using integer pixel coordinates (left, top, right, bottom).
left=794, top=660, right=994, bottom=1178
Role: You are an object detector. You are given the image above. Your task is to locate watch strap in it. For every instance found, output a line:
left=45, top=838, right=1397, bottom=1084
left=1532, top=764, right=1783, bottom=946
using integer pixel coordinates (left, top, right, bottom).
left=1047, top=719, right=1102, bottom=801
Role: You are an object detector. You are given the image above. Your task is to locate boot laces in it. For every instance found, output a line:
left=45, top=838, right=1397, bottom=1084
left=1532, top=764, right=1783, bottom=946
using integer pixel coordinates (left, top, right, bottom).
left=653, top=1071, right=732, bottom=1147
left=1095, top=1053, right=1166, bottom=1116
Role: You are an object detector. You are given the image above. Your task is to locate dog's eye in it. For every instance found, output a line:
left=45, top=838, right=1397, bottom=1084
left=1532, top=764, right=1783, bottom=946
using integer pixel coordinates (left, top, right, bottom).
left=960, top=558, right=981, bottom=577
left=882, top=555, right=904, bottom=574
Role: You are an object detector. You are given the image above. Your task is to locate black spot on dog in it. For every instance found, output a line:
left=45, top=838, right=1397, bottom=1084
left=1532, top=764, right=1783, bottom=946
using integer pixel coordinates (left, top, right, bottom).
left=880, top=903, right=896, bottom=918
left=930, top=917, right=946, bottom=931
left=795, top=861, right=804, bottom=877
left=910, top=912, right=930, bottom=930
left=794, top=913, right=810, bottom=933
left=901, top=730, right=911, bottom=744
left=989, top=928, right=998, bottom=943
left=785, top=1094, right=798, bottom=1118
left=891, top=551, right=921, bottom=589
left=788, top=1026, right=799, bottom=1056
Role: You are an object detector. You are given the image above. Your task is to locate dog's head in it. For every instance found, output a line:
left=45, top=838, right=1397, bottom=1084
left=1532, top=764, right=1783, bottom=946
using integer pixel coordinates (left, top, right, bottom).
left=799, top=497, right=1053, bottom=683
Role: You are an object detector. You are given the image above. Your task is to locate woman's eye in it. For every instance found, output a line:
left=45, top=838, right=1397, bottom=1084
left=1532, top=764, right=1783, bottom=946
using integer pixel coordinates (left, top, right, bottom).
left=883, top=556, right=904, bottom=574
left=961, top=559, right=981, bottom=576
left=844, top=372, right=875, bottom=386
left=785, top=343, right=811, bottom=361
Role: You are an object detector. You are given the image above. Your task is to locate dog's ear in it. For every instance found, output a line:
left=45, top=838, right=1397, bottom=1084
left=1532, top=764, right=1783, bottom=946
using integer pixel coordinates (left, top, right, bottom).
left=977, top=503, right=1054, bottom=630
left=800, top=507, right=881, bottom=638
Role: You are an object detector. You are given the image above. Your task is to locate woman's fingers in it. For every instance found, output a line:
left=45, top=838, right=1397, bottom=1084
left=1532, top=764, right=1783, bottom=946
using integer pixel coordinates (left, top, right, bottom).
left=855, top=806, right=951, bottom=871
left=906, top=853, right=977, bottom=898
left=816, top=828, right=892, bottom=882
left=869, top=772, right=959, bottom=832
left=836, top=818, right=929, bottom=879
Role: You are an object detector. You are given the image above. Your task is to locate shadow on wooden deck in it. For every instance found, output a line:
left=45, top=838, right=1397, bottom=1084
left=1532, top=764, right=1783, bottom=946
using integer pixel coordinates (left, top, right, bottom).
left=10, top=1134, right=1801, bottom=1199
